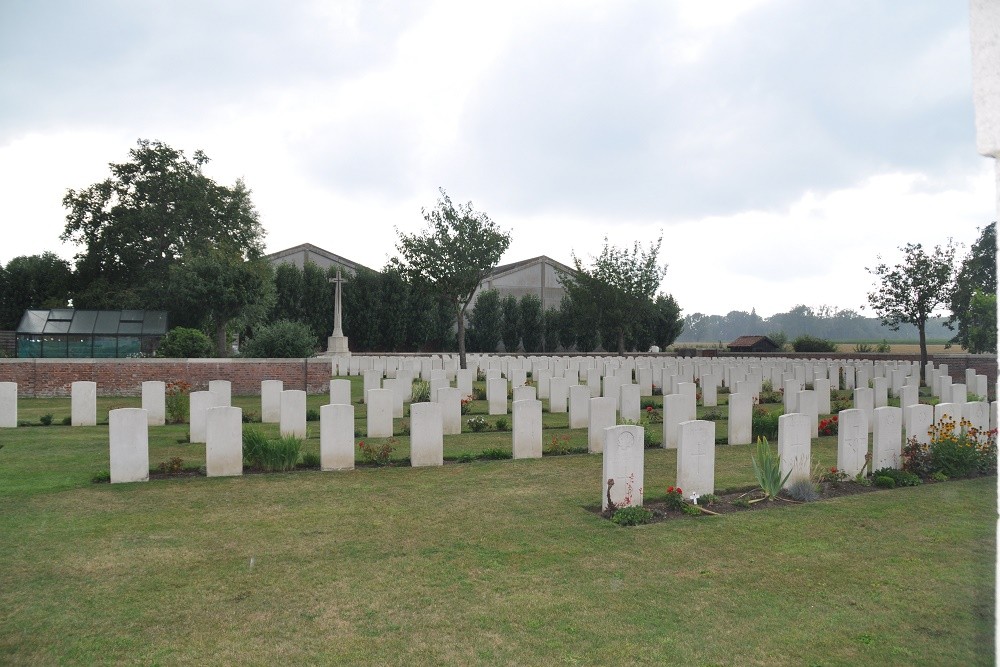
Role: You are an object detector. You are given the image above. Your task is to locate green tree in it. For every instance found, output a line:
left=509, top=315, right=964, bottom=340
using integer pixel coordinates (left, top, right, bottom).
left=241, top=319, right=317, bottom=358
left=519, top=294, right=543, bottom=353
left=168, top=251, right=273, bottom=356
left=556, top=296, right=577, bottom=351
left=500, top=294, right=521, bottom=353
left=271, top=263, right=304, bottom=323
left=155, top=327, right=214, bottom=358
left=949, top=222, right=996, bottom=353
left=301, top=262, right=333, bottom=347
left=563, top=235, right=671, bottom=355
left=60, top=139, right=265, bottom=314
left=0, top=252, right=73, bottom=329
left=648, top=294, right=683, bottom=350
left=866, top=240, right=957, bottom=383
left=390, top=189, right=511, bottom=369
left=542, top=307, right=560, bottom=352
left=468, top=289, right=502, bottom=352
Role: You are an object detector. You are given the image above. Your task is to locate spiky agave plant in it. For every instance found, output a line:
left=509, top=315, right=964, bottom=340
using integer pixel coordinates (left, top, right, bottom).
left=750, top=436, right=792, bottom=502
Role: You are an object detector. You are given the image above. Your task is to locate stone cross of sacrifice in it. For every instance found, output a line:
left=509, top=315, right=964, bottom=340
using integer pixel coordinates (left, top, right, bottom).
left=328, top=268, right=345, bottom=337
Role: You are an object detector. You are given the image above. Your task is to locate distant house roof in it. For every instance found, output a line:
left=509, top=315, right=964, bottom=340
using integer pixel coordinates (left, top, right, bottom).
left=264, top=243, right=373, bottom=273
left=728, top=335, right=779, bottom=352
left=488, top=255, right=576, bottom=282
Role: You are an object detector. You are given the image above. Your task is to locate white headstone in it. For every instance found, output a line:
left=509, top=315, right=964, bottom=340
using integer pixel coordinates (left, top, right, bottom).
left=0, top=382, right=15, bottom=428
left=813, top=378, right=831, bottom=415
left=934, top=402, right=960, bottom=425
left=536, top=369, right=553, bottom=400
left=437, top=386, right=462, bottom=435
left=588, top=397, right=617, bottom=453
left=512, top=399, right=543, bottom=459
left=329, top=378, right=351, bottom=406
left=71, top=381, right=97, bottom=427
left=189, top=390, right=214, bottom=443
left=904, top=403, right=934, bottom=446
left=727, top=392, right=752, bottom=446
left=778, top=413, right=811, bottom=486
left=487, top=378, right=508, bottom=415
left=677, top=419, right=715, bottom=496
left=410, top=402, right=443, bottom=467
left=366, top=389, right=394, bottom=438
left=797, top=390, right=819, bottom=438
left=678, top=382, right=697, bottom=415
left=702, top=377, right=718, bottom=407
left=872, top=406, right=902, bottom=470
left=837, top=408, right=868, bottom=477
left=549, top=377, right=569, bottom=413
left=109, top=408, right=149, bottom=483
left=853, top=387, right=874, bottom=433
left=951, top=383, right=968, bottom=405
left=456, top=368, right=475, bottom=399
left=637, top=367, right=653, bottom=397
left=320, top=403, right=354, bottom=470
left=206, top=406, right=242, bottom=477
left=662, top=393, right=692, bottom=449
left=602, top=425, right=645, bottom=510
left=279, top=390, right=307, bottom=438
left=569, top=385, right=590, bottom=429
left=619, top=384, right=641, bottom=422
left=208, top=380, right=232, bottom=406
left=899, top=384, right=919, bottom=409
left=964, top=401, right=990, bottom=435
left=872, top=377, right=888, bottom=408
left=141, top=381, right=165, bottom=426
left=261, top=380, right=283, bottom=423
left=362, top=369, right=381, bottom=404
left=513, top=385, right=536, bottom=403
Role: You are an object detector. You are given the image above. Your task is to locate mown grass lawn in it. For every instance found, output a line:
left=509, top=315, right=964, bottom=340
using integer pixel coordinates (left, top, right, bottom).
left=0, top=386, right=994, bottom=666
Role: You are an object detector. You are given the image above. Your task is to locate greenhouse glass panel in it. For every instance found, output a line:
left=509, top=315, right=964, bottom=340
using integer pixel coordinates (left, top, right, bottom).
left=42, top=335, right=67, bottom=357
left=121, top=310, right=144, bottom=323
left=48, top=309, right=74, bottom=322
left=42, top=319, right=71, bottom=334
left=94, top=312, right=121, bottom=335
left=142, top=311, right=168, bottom=334
left=17, top=335, right=41, bottom=358
left=69, top=311, right=98, bottom=334
left=93, top=336, right=117, bottom=358
left=17, top=310, right=48, bottom=334
left=68, top=336, right=93, bottom=358
left=118, top=322, right=142, bottom=335
left=118, top=337, right=140, bottom=357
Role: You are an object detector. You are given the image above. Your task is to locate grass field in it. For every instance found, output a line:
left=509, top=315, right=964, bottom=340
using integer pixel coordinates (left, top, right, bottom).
left=0, top=381, right=995, bottom=665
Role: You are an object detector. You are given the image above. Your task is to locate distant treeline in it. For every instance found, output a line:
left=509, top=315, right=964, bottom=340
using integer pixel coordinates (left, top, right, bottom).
left=676, top=305, right=953, bottom=344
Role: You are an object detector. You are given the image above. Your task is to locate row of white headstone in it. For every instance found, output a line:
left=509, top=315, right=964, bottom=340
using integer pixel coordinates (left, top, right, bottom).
left=603, top=398, right=997, bottom=512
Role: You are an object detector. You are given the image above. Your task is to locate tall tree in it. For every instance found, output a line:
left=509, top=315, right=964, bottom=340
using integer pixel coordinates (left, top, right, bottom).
left=500, top=294, right=521, bottom=353
left=168, top=250, right=273, bottom=356
left=866, top=240, right=957, bottom=383
left=0, top=252, right=73, bottom=329
left=949, top=222, right=996, bottom=353
left=468, top=289, right=502, bottom=352
left=563, top=235, right=671, bottom=355
left=60, top=139, right=265, bottom=312
left=391, top=189, right=511, bottom=369
left=519, top=294, right=544, bottom=353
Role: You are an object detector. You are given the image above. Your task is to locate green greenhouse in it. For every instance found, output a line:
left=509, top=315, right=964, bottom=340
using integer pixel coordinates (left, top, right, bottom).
left=15, top=309, right=168, bottom=358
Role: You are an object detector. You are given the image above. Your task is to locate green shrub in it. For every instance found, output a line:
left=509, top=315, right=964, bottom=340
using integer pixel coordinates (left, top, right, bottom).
left=243, top=428, right=302, bottom=472
left=931, top=471, right=948, bottom=482
left=411, top=381, right=431, bottom=403
left=157, top=457, right=185, bottom=474
left=853, top=342, right=874, bottom=353
left=731, top=498, right=750, bottom=508
left=242, top=410, right=259, bottom=423
left=494, top=416, right=509, bottom=431
left=61, top=416, right=72, bottom=426
left=929, top=437, right=980, bottom=478
left=301, top=452, right=321, bottom=468
left=480, top=448, right=512, bottom=460
left=306, top=409, right=320, bottom=422
left=664, top=486, right=685, bottom=511
left=39, top=413, right=53, bottom=426
left=871, top=467, right=921, bottom=487
left=241, top=320, right=316, bottom=358
left=358, top=438, right=395, bottom=466
left=157, top=327, right=214, bottom=358
left=751, top=408, right=781, bottom=440
left=874, top=475, right=896, bottom=488
left=91, top=470, right=110, bottom=484
left=467, top=416, right=489, bottom=432
left=681, top=504, right=702, bottom=516
left=611, top=505, right=653, bottom=526
left=792, top=335, right=837, bottom=353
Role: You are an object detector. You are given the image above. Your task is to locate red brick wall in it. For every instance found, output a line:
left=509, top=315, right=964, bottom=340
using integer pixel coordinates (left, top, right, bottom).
left=0, top=358, right=334, bottom=397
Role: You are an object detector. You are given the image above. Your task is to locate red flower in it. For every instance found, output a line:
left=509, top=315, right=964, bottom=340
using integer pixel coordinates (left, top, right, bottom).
left=667, top=486, right=674, bottom=493
left=830, top=466, right=837, bottom=473
left=646, top=406, right=654, bottom=412
left=676, top=488, right=682, bottom=495
left=357, top=441, right=364, bottom=448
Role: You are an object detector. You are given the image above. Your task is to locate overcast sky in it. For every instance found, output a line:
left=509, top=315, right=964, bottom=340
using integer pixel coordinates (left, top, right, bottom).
left=0, top=0, right=993, bottom=317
